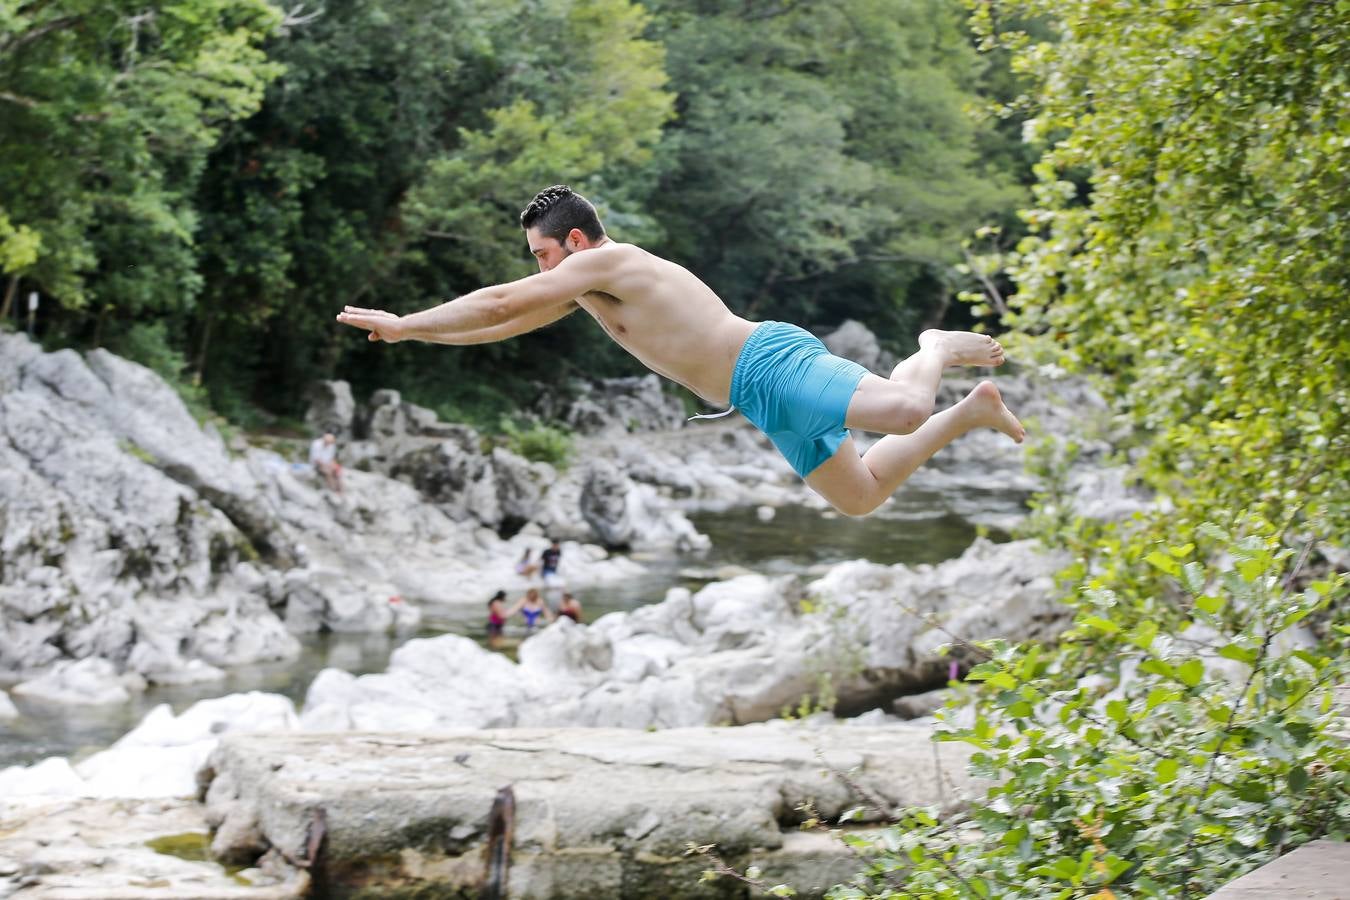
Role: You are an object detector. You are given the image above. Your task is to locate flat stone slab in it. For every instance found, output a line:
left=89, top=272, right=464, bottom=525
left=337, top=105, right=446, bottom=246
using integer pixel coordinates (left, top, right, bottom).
left=1206, top=841, right=1350, bottom=899
left=0, top=798, right=306, bottom=899
left=202, top=724, right=974, bottom=899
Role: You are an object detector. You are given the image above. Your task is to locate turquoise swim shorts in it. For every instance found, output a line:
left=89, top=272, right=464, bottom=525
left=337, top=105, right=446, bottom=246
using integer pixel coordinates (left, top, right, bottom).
left=728, top=321, right=869, bottom=479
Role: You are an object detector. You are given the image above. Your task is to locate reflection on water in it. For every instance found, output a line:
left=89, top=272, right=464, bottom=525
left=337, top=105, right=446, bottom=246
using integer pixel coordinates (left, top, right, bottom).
left=0, top=487, right=1026, bottom=768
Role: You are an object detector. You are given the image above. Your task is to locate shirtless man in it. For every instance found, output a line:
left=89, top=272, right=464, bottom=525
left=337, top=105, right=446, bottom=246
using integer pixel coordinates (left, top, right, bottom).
left=336, top=185, right=1024, bottom=516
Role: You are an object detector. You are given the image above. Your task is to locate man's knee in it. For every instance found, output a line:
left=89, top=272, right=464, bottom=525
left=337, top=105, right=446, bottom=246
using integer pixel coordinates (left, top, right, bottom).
left=868, top=387, right=929, bottom=435
left=890, top=391, right=932, bottom=434
left=827, top=490, right=881, bottom=518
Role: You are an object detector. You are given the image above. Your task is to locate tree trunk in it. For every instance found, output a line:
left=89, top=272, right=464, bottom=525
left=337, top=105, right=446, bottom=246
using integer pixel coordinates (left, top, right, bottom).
left=0, top=274, right=17, bottom=323
left=743, top=262, right=781, bottom=320
left=91, top=304, right=109, bottom=348
left=193, top=310, right=213, bottom=385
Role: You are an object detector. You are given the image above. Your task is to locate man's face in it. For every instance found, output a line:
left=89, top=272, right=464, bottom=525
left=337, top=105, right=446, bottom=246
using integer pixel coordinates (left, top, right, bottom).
left=525, top=226, right=573, bottom=272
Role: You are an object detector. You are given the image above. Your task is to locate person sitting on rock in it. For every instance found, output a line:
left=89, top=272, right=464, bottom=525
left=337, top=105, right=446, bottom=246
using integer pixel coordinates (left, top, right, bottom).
left=337, top=186, right=1024, bottom=516
left=557, top=592, right=583, bottom=624
left=514, top=548, right=539, bottom=578
left=307, top=432, right=344, bottom=494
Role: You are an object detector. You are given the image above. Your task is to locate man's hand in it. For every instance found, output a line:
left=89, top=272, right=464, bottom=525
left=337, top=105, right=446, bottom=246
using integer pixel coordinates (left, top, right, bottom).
left=336, top=307, right=405, bottom=343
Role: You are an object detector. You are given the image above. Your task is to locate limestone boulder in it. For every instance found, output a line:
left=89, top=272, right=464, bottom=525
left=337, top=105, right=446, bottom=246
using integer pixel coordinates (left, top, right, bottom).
left=301, top=636, right=530, bottom=731
left=201, top=725, right=975, bottom=899
left=0, top=757, right=86, bottom=802
left=387, top=433, right=500, bottom=524
left=0, top=332, right=325, bottom=686
left=0, top=692, right=301, bottom=806
left=303, top=378, right=355, bottom=439
left=296, top=539, right=1069, bottom=732
left=0, top=798, right=308, bottom=897
left=542, top=373, right=688, bottom=435
left=10, top=657, right=139, bottom=706
left=277, top=567, right=422, bottom=634
left=821, top=319, right=894, bottom=374
left=492, top=446, right=553, bottom=525
left=578, top=458, right=712, bottom=551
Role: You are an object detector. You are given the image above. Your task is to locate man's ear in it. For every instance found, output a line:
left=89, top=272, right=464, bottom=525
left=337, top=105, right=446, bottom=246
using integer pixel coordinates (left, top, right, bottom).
left=567, top=228, right=587, bottom=251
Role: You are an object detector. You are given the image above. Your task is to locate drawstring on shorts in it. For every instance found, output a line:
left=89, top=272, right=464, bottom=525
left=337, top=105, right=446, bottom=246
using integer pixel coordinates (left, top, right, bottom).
left=687, top=407, right=737, bottom=421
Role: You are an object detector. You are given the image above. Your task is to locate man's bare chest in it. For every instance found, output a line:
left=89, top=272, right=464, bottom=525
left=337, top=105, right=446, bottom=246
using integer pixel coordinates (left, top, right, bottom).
left=578, top=291, right=632, bottom=339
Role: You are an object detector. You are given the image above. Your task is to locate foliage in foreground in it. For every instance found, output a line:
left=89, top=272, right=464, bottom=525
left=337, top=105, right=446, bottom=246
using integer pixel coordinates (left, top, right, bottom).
left=827, top=526, right=1347, bottom=899
left=809, top=2, right=1350, bottom=893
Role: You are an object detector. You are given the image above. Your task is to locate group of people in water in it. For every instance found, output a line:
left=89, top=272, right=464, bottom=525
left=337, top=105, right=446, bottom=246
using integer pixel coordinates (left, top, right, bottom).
left=486, top=538, right=582, bottom=647
left=486, top=588, right=583, bottom=643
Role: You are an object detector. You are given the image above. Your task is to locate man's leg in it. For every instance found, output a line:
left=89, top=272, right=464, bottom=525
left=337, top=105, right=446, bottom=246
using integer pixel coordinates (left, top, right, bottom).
left=844, top=330, right=1005, bottom=435
left=806, top=381, right=1024, bottom=517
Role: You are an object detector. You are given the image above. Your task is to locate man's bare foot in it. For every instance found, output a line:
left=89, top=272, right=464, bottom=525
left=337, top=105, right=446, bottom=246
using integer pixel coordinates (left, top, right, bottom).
left=961, top=380, right=1025, bottom=443
left=919, top=329, right=1005, bottom=368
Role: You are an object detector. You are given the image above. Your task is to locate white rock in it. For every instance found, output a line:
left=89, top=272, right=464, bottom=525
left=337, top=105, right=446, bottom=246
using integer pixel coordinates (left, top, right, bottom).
left=74, top=742, right=217, bottom=798
left=0, top=756, right=85, bottom=803
left=113, top=692, right=298, bottom=749
left=292, top=539, right=1069, bottom=733
left=11, top=657, right=133, bottom=706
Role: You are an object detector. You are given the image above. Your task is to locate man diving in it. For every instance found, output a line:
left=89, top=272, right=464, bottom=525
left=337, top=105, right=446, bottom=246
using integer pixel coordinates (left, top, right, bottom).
left=336, top=185, right=1024, bottom=516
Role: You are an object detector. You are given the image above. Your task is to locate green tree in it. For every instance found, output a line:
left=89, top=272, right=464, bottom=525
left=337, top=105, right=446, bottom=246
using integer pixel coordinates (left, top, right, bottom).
left=982, top=0, right=1350, bottom=553
left=0, top=0, right=282, bottom=337
left=644, top=0, right=1023, bottom=339
left=190, top=0, right=505, bottom=419
left=191, top=0, right=673, bottom=422
left=831, top=530, right=1348, bottom=899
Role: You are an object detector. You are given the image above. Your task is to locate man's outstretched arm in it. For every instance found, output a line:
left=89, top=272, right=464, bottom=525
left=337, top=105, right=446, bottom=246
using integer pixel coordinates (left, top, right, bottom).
left=336, top=249, right=612, bottom=344
left=339, top=301, right=579, bottom=345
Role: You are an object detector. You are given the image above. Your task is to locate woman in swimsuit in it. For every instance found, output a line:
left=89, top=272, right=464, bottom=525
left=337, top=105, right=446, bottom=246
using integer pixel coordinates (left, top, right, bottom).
left=486, top=590, right=509, bottom=648
left=514, top=587, right=552, bottom=635
left=557, top=592, right=583, bottom=624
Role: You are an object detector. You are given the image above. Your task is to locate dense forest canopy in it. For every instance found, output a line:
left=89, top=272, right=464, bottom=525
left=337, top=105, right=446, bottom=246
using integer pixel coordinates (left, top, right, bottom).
left=1, top=0, right=1023, bottom=426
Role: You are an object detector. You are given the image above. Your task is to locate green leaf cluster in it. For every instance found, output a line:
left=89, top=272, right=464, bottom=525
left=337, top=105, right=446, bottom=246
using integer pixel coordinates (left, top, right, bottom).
left=497, top=418, right=573, bottom=467
left=831, top=531, right=1348, bottom=899
left=0, top=0, right=282, bottom=316
left=973, top=0, right=1349, bottom=549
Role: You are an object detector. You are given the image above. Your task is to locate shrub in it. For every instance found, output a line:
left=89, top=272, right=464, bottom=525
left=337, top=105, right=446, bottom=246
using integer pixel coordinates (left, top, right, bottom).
left=827, top=525, right=1348, bottom=899
left=498, top=417, right=573, bottom=467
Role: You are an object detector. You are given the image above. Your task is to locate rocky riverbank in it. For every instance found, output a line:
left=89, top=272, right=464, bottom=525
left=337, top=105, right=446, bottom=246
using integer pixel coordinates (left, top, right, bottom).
left=1, top=324, right=1133, bottom=702
left=0, top=332, right=763, bottom=697
left=0, top=322, right=1152, bottom=898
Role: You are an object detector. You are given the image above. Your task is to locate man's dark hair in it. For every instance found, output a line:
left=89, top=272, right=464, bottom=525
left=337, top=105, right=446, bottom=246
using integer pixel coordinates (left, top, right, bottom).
left=519, top=185, right=605, bottom=242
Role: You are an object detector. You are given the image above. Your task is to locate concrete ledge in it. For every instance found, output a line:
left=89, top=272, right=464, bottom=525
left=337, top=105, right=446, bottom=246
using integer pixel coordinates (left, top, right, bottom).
left=1205, top=840, right=1350, bottom=899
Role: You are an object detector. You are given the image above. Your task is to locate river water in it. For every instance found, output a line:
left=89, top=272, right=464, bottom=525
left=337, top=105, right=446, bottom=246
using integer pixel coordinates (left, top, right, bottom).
left=0, top=479, right=1027, bottom=769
